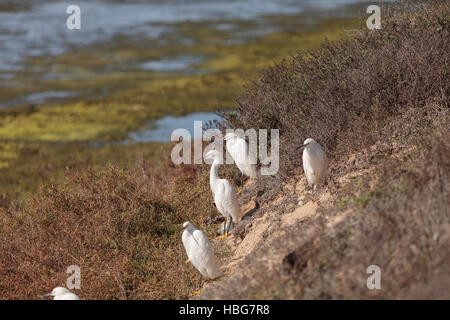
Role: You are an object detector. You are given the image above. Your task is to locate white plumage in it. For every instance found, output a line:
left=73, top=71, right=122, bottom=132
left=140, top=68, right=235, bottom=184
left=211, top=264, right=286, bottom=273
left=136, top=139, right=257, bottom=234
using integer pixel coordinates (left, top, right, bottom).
left=224, top=133, right=257, bottom=180
left=42, top=287, right=80, bottom=300
left=298, top=138, right=328, bottom=190
left=181, top=222, right=223, bottom=279
left=206, top=150, right=242, bottom=234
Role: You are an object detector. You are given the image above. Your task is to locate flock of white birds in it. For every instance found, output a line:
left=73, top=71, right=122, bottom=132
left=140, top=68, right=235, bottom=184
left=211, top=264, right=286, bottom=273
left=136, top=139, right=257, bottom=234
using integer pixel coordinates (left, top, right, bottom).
left=179, top=135, right=327, bottom=295
left=42, top=135, right=327, bottom=299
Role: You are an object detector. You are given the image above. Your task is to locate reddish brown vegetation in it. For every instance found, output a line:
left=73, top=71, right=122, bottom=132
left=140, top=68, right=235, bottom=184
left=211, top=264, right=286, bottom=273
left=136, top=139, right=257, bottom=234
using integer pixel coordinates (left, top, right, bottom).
left=221, top=1, right=448, bottom=179
left=0, top=154, right=231, bottom=299
left=0, top=1, right=448, bottom=300
left=207, top=1, right=449, bottom=299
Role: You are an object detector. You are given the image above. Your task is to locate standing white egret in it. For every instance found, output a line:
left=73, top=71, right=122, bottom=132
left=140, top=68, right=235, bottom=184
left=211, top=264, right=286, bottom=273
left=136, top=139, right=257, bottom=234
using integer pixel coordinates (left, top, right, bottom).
left=206, top=150, right=242, bottom=237
left=41, top=287, right=80, bottom=300
left=224, top=132, right=257, bottom=188
left=297, top=138, right=328, bottom=191
left=180, top=221, right=223, bottom=295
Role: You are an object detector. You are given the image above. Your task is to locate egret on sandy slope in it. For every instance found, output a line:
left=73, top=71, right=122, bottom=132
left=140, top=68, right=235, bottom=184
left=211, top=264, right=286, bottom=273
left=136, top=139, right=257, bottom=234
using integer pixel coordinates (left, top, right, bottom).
left=206, top=150, right=242, bottom=237
left=297, top=138, right=328, bottom=191
left=180, top=221, right=223, bottom=294
left=224, top=132, right=257, bottom=188
left=42, top=287, right=80, bottom=300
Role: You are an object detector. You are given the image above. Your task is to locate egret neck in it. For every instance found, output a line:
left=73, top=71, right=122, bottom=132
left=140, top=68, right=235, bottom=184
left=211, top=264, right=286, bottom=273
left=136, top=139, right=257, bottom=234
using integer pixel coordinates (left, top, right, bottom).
left=209, top=157, right=221, bottom=195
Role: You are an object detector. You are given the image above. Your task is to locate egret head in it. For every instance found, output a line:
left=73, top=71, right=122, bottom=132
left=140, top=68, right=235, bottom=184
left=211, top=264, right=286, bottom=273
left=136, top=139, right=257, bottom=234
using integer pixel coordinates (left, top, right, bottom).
left=205, top=150, right=222, bottom=161
left=224, top=132, right=238, bottom=141
left=42, top=287, right=70, bottom=298
left=179, top=221, right=193, bottom=232
left=297, top=138, right=316, bottom=150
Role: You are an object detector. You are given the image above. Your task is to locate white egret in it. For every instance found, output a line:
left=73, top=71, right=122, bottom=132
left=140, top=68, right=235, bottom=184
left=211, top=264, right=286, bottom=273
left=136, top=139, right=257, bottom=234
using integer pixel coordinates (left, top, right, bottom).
left=41, top=287, right=80, bottom=300
left=224, top=132, right=257, bottom=188
left=180, top=221, right=223, bottom=294
left=205, top=150, right=242, bottom=237
left=297, top=138, right=328, bottom=191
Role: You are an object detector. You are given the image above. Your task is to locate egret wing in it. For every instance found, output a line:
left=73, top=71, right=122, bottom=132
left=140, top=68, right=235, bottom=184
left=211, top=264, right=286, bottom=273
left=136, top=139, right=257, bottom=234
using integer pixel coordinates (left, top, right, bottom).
left=191, top=230, right=215, bottom=266
left=192, top=229, right=213, bottom=252
left=221, top=180, right=242, bottom=222
left=191, top=229, right=223, bottom=279
left=233, top=138, right=249, bottom=165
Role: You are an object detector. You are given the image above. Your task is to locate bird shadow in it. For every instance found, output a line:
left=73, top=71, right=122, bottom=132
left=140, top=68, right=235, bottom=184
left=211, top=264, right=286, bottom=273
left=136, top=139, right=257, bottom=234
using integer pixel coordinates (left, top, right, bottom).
left=242, top=200, right=260, bottom=220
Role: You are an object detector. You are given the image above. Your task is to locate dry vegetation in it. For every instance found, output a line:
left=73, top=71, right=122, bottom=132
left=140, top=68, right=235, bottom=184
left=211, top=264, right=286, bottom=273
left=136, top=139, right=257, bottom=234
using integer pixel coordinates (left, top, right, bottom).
left=202, top=1, right=449, bottom=299
left=0, top=152, right=236, bottom=299
left=0, top=1, right=449, bottom=299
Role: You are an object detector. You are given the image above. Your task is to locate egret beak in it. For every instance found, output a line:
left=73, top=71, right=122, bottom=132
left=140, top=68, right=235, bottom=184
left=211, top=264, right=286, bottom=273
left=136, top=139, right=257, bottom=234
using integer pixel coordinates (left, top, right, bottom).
left=203, top=152, right=212, bottom=161
left=41, top=293, right=54, bottom=298
left=296, top=143, right=308, bottom=150
left=179, top=225, right=187, bottom=232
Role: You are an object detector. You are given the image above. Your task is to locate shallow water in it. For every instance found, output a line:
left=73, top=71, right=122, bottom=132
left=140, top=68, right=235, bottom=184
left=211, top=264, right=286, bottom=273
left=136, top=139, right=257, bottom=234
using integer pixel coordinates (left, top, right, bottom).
left=0, top=0, right=380, bottom=84
left=0, top=90, right=77, bottom=108
left=127, top=111, right=223, bottom=143
left=139, top=55, right=205, bottom=73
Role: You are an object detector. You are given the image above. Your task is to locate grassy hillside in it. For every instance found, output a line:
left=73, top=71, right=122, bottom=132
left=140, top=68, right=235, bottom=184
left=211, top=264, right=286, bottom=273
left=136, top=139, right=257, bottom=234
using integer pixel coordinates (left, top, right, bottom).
left=206, top=0, right=449, bottom=299
left=0, top=1, right=448, bottom=299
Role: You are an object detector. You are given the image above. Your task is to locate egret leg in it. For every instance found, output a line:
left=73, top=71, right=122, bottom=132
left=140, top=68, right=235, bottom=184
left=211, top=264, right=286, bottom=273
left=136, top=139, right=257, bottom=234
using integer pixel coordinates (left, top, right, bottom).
left=226, top=216, right=233, bottom=235
left=193, top=276, right=202, bottom=296
left=315, top=175, right=321, bottom=192
left=236, top=173, right=244, bottom=194
left=197, top=276, right=202, bottom=291
left=217, top=218, right=228, bottom=239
